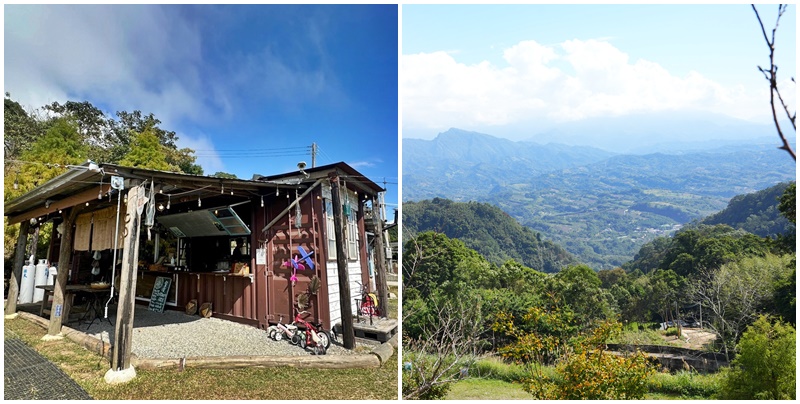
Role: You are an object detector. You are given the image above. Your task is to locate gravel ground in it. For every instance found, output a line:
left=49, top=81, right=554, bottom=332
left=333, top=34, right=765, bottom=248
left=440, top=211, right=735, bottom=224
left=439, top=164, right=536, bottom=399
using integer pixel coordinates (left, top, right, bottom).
left=83, top=306, right=379, bottom=358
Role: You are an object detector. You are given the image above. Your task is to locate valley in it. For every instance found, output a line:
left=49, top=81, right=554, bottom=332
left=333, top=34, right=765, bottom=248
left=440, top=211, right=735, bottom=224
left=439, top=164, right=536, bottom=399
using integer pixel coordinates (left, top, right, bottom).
left=403, top=129, right=796, bottom=269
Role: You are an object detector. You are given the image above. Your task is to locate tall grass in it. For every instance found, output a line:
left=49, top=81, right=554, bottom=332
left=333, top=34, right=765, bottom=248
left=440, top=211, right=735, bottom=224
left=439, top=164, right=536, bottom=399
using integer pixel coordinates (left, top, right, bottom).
left=469, top=356, right=530, bottom=382
left=647, top=370, right=721, bottom=398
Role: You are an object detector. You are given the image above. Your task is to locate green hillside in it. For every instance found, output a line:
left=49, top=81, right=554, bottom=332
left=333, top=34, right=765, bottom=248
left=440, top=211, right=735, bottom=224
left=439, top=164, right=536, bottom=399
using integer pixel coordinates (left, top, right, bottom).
left=699, top=182, right=795, bottom=238
left=403, top=198, right=577, bottom=273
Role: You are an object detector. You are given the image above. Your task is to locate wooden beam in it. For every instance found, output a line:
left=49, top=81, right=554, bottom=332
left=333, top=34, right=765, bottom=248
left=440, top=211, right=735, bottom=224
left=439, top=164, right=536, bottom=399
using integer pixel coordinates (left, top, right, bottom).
left=372, top=197, right=389, bottom=317
left=110, top=181, right=144, bottom=372
left=329, top=172, right=355, bottom=350
left=47, top=207, right=81, bottom=335
left=5, top=220, right=30, bottom=316
left=8, top=184, right=111, bottom=224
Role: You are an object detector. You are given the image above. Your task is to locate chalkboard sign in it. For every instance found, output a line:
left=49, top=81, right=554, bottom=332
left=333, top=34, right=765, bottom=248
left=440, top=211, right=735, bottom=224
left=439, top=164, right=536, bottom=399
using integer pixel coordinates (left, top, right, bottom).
left=148, top=276, right=172, bottom=313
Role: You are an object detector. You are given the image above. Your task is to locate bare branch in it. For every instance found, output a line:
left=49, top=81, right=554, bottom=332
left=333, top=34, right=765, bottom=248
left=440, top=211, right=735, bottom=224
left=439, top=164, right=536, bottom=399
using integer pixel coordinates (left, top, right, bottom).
left=752, top=4, right=796, bottom=160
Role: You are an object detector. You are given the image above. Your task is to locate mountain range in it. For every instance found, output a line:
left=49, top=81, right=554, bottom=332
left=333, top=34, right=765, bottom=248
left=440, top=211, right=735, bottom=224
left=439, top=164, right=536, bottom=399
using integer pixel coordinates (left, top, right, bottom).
left=403, top=128, right=796, bottom=269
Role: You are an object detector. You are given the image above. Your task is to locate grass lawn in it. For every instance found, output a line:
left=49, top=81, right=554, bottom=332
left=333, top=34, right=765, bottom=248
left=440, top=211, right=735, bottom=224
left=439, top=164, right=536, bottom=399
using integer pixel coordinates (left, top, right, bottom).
left=5, top=316, right=398, bottom=400
left=445, top=378, right=531, bottom=400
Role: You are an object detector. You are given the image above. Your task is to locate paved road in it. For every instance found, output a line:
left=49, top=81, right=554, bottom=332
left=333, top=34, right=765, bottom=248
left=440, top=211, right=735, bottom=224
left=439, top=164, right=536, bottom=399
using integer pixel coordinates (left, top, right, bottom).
left=4, top=337, right=93, bottom=400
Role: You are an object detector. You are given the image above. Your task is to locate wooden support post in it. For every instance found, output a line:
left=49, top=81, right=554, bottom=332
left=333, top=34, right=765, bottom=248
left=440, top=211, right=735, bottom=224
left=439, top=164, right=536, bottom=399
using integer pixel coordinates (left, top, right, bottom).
left=372, top=197, right=389, bottom=317
left=329, top=173, right=355, bottom=350
left=47, top=208, right=80, bottom=336
left=5, top=220, right=30, bottom=316
left=109, top=181, right=144, bottom=377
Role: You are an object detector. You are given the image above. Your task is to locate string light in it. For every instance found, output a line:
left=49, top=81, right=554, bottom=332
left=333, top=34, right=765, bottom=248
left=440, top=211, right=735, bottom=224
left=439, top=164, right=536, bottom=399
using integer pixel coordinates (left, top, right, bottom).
left=276, top=187, right=280, bottom=196
left=166, top=195, right=171, bottom=210
left=221, top=185, right=224, bottom=194
left=158, top=203, right=165, bottom=211
left=260, top=195, right=264, bottom=207
left=198, top=195, right=202, bottom=207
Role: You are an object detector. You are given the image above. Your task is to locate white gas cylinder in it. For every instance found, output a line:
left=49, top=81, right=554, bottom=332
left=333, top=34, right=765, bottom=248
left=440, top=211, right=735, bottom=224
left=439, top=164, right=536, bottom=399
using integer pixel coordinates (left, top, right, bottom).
left=19, top=262, right=35, bottom=304
left=33, top=259, right=49, bottom=302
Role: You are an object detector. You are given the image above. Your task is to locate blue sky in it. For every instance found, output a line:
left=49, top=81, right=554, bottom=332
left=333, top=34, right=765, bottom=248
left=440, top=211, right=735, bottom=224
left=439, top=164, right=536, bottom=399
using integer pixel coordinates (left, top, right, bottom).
left=402, top=4, right=796, bottom=143
left=4, top=4, right=398, bottom=205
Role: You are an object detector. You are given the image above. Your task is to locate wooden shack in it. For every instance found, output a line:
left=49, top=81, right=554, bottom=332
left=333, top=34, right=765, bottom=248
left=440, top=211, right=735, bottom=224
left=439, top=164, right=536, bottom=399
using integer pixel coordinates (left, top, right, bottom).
left=4, top=162, right=386, bottom=335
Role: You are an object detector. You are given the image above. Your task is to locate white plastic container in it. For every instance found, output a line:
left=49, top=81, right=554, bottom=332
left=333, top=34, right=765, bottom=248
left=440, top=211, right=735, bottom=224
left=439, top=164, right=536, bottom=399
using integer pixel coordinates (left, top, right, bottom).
left=33, top=259, right=49, bottom=302
left=19, top=262, right=35, bottom=304
left=47, top=266, right=57, bottom=286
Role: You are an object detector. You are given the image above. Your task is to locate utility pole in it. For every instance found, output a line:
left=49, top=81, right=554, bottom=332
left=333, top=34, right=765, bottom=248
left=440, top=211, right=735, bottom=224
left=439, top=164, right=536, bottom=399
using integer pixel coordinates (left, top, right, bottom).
left=311, top=143, right=317, bottom=168
left=329, top=172, right=355, bottom=349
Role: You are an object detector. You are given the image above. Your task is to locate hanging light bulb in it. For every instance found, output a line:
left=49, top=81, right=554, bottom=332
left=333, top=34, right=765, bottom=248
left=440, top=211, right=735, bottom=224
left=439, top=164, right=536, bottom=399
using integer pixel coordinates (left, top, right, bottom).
left=230, top=190, right=233, bottom=195
left=166, top=195, right=171, bottom=210
left=276, top=186, right=280, bottom=196
left=198, top=195, right=202, bottom=207
left=158, top=203, right=165, bottom=212
left=98, top=189, right=103, bottom=200
left=260, top=195, right=264, bottom=207
left=221, top=185, right=224, bottom=194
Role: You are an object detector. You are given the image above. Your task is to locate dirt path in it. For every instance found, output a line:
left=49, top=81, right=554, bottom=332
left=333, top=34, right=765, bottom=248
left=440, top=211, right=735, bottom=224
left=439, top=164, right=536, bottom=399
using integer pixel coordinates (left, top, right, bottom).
left=660, top=328, right=717, bottom=350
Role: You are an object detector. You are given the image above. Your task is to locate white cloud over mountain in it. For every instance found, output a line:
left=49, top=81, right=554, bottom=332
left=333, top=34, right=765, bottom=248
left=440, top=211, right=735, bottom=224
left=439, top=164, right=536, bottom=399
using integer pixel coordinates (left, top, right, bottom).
left=403, top=38, right=782, bottom=138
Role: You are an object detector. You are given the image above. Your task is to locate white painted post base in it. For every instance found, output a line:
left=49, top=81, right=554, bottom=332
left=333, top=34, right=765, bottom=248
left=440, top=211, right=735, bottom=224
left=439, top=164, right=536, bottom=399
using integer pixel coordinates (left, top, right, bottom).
left=104, top=365, right=136, bottom=384
left=41, top=333, right=64, bottom=341
left=5, top=313, right=19, bottom=319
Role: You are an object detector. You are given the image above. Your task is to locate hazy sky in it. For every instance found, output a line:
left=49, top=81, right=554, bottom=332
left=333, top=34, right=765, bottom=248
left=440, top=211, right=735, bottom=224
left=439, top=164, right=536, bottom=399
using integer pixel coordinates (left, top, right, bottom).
left=4, top=4, right=399, bottom=204
left=402, top=4, right=796, bottom=140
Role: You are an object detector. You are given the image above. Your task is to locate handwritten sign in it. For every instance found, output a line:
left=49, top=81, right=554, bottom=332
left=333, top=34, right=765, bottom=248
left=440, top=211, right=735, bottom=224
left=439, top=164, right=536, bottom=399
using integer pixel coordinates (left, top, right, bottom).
left=148, top=276, right=172, bottom=313
left=256, top=248, right=266, bottom=265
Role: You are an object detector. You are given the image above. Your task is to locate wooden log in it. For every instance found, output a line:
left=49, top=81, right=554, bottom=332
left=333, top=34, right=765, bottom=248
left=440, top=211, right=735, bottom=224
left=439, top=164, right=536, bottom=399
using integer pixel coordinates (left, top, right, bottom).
left=47, top=207, right=80, bottom=336
left=329, top=172, right=355, bottom=350
left=371, top=341, right=395, bottom=366
left=133, top=354, right=380, bottom=370
left=111, top=181, right=144, bottom=371
left=18, top=311, right=111, bottom=359
left=5, top=219, right=30, bottom=316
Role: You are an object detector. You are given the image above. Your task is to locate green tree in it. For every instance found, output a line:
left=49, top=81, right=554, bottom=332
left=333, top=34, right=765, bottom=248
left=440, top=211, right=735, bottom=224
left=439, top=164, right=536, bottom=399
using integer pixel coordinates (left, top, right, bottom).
left=212, top=172, right=238, bottom=179
left=717, top=316, right=796, bottom=400
left=4, top=118, right=87, bottom=262
left=778, top=182, right=795, bottom=223
left=119, top=128, right=179, bottom=171
left=4, top=93, right=45, bottom=160
left=690, top=254, right=791, bottom=360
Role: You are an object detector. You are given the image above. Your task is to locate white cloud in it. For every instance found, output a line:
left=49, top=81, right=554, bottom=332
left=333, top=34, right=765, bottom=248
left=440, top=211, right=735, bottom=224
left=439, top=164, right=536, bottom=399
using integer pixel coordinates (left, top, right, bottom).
left=402, top=38, right=767, bottom=137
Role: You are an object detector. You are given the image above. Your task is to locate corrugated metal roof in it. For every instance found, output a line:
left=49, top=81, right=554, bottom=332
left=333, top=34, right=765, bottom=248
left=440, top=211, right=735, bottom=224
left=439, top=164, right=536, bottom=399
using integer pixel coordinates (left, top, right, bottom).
left=4, top=161, right=384, bottom=223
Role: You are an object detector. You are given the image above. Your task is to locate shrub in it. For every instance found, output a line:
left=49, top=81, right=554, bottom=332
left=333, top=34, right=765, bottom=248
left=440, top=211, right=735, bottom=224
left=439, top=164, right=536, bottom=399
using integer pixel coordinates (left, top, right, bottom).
left=717, top=316, right=795, bottom=400
left=523, top=321, right=656, bottom=399
left=648, top=371, right=721, bottom=398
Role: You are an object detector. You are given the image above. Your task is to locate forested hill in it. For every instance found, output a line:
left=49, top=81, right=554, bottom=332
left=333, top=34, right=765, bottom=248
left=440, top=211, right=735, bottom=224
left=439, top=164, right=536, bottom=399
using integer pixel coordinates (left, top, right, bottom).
left=403, top=198, right=577, bottom=273
left=698, top=182, right=795, bottom=238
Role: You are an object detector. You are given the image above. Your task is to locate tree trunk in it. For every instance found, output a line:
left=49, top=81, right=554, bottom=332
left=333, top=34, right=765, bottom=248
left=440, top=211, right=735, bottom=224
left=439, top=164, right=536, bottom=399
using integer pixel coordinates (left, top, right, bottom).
left=48, top=208, right=80, bottom=335
left=5, top=220, right=30, bottom=316
left=111, top=181, right=144, bottom=371
left=329, top=173, right=355, bottom=349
